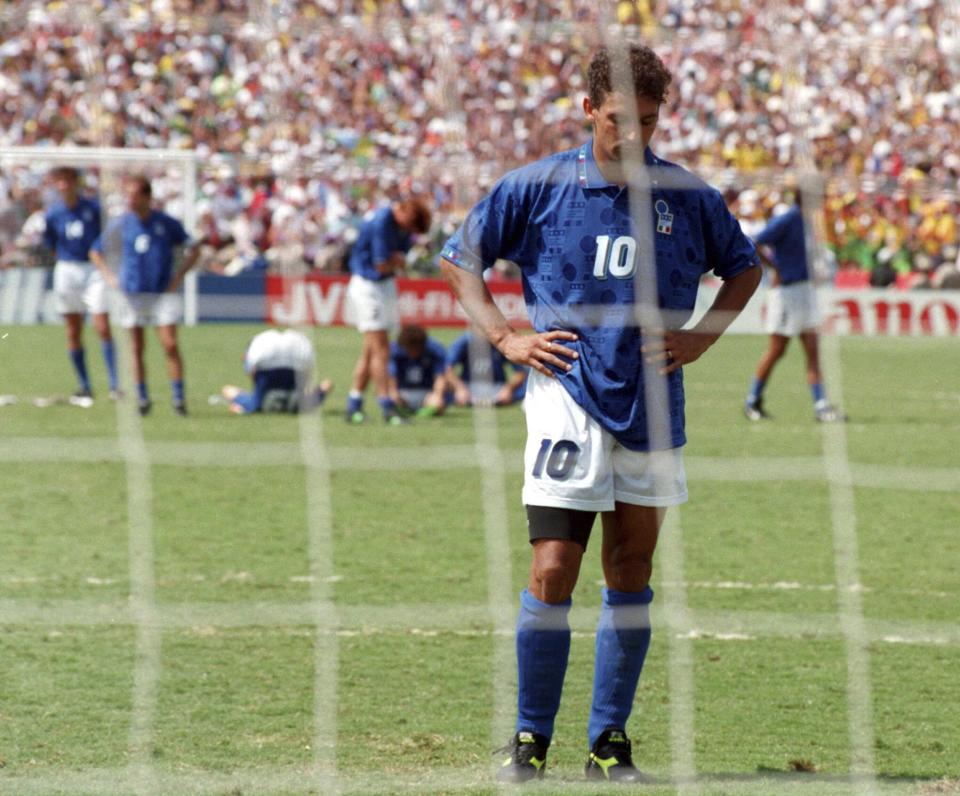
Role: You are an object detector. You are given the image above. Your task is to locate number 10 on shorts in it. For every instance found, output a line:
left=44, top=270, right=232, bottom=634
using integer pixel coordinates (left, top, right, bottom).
left=531, top=438, right=581, bottom=480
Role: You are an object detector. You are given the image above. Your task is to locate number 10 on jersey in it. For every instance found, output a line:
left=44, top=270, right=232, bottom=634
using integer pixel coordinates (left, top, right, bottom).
left=532, top=438, right=581, bottom=480
left=592, top=234, right=638, bottom=279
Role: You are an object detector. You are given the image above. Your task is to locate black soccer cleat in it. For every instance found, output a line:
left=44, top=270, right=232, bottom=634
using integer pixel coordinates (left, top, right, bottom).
left=585, top=729, right=647, bottom=782
left=743, top=398, right=770, bottom=422
left=174, top=401, right=188, bottom=417
left=495, top=731, right=549, bottom=783
left=138, top=399, right=152, bottom=417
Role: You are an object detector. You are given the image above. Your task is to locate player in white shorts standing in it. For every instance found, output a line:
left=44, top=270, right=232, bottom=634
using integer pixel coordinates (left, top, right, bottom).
left=743, top=192, right=846, bottom=422
left=42, top=167, right=119, bottom=402
left=90, top=175, right=202, bottom=416
left=442, top=45, right=761, bottom=783
left=343, top=195, right=431, bottom=425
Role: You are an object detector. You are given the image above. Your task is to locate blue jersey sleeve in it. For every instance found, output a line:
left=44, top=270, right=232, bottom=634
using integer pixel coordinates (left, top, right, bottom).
left=165, top=215, right=190, bottom=247
left=388, top=343, right=401, bottom=378
left=445, top=334, right=469, bottom=370
left=441, top=174, right=526, bottom=275
left=702, top=188, right=759, bottom=280
left=754, top=212, right=790, bottom=248
left=42, top=211, right=57, bottom=251
left=426, top=338, right=447, bottom=377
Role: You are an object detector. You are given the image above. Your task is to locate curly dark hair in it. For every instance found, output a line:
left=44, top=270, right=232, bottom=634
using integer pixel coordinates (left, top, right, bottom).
left=587, top=45, right=672, bottom=108
left=397, top=324, right=427, bottom=352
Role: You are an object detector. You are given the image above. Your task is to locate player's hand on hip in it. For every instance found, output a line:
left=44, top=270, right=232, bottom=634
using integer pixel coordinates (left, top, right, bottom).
left=642, top=330, right=712, bottom=375
left=500, top=330, right=578, bottom=378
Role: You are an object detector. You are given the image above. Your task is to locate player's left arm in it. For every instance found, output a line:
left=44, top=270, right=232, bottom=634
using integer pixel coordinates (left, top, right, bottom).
left=644, top=265, right=761, bottom=375
left=167, top=222, right=206, bottom=292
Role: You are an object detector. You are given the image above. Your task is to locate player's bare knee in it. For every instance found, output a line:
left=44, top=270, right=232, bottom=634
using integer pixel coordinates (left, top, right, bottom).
left=603, top=550, right=653, bottom=592
left=530, top=543, right=581, bottom=603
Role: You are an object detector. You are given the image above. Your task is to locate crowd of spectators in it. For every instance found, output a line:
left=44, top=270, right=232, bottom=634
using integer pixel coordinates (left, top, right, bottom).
left=1, top=0, right=958, bottom=286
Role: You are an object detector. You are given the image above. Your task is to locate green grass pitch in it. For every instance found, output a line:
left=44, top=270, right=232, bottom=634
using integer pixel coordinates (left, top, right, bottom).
left=0, top=323, right=958, bottom=795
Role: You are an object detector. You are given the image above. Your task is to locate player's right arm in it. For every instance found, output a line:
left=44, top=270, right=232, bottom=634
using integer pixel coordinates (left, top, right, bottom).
left=439, top=258, right=577, bottom=378
left=89, top=240, right=119, bottom=290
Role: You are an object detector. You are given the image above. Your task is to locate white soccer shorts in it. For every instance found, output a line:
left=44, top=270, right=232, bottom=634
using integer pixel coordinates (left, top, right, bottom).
left=398, top=387, right=429, bottom=409
left=764, top=282, right=821, bottom=336
left=115, top=292, right=184, bottom=328
left=53, top=260, right=109, bottom=315
left=344, top=274, right=399, bottom=333
left=521, top=370, right=688, bottom=512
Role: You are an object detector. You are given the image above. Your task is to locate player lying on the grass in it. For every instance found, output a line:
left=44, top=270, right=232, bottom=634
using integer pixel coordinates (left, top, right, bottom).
left=221, top=328, right=332, bottom=414
left=90, top=174, right=203, bottom=417
left=387, top=324, right=448, bottom=417
left=743, top=190, right=846, bottom=423
left=41, top=167, right=120, bottom=403
left=441, top=44, right=760, bottom=784
left=444, top=330, right=528, bottom=407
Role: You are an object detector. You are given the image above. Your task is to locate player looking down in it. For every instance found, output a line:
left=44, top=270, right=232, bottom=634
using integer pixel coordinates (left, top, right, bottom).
left=441, top=45, right=761, bottom=783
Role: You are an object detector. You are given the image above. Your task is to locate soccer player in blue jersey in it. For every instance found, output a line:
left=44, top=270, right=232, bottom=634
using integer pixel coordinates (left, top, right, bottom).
left=444, top=330, right=528, bottom=407
left=221, top=328, right=332, bottom=414
left=441, top=45, right=761, bottom=783
left=343, top=196, right=431, bottom=426
left=90, top=175, right=202, bottom=416
left=42, top=167, right=119, bottom=402
left=387, top=324, right=448, bottom=417
left=743, top=193, right=846, bottom=423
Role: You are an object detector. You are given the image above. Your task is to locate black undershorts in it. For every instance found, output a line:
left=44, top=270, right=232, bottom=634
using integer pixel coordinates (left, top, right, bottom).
left=525, top=505, right=598, bottom=549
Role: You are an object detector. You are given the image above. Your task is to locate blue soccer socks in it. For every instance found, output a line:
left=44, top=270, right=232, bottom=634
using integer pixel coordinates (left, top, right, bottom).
left=516, top=589, right=572, bottom=742
left=810, top=381, right=826, bottom=405
left=746, top=376, right=765, bottom=406
left=587, top=586, right=653, bottom=747
left=101, top=340, right=118, bottom=391
left=69, top=347, right=91, bottom=393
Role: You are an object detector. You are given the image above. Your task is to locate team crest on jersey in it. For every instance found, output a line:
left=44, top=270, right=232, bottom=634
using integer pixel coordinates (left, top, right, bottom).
left=655, top=199, right=673, bottom=235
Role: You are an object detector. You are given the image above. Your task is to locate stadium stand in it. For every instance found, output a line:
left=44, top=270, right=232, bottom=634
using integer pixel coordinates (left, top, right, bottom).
left=1, top=0, right=958, bottom=284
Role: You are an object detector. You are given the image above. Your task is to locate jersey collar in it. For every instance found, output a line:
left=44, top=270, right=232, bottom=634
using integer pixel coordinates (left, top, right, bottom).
left=577, top=139, right=658, bottom=190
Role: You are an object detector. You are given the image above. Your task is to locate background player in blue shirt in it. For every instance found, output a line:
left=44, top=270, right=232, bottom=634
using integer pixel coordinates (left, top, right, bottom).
left=343, top=196, right=431, bottom=426
left=42, top=167, right=119, bottom=402
left=444, top=330, right=527, bottom=407
left=90, top=175, right=202, bottom=416
left=221, top=328, right=332, bottom=414
left=441, top=45, right=761, bottom=783
left=387, top=324, right=448, bottom=417
left=744, top=192, right=846, bottom=422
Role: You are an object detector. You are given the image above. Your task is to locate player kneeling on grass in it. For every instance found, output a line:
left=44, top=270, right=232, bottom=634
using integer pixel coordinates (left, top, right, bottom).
left=444, top=330, right=528, bottom=408
left=90, top=175, right=202, bottom=417
left=221, top=328, right=332, bottom=415
left=387, top=324, right=448, bottom=417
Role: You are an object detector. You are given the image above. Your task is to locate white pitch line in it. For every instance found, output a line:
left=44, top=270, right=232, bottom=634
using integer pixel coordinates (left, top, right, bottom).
left=4, top=761, right=936, bottom=795
left=819, top=332, right=879, bottom=795
left=658, top=508, right=700, bottom=795
left=469, top=403, right=518, bottom=771
left=297, top=347, right=340, bottom=795
left=2, top=437, right=958, bottom=493
left=3, top=599, right=960, bottom=647
left=112, top=347, right=160, bottom=796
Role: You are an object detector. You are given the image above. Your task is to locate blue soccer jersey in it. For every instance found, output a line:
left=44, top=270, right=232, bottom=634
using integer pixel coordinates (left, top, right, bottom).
left=441, top=140, right=758, bottom=451
left=754, top=205, right=809, bottom=284
left=43, top=196, right=101, bottom=261
left=348, top=206, right=412, bottom=281
left=93, top=210, right=190, bottom=294
left=389, top=337, right=446, bottom=390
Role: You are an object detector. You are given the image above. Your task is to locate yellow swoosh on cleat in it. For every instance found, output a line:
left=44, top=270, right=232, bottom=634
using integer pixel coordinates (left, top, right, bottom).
left=590, top=753, right=619, bottom=778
